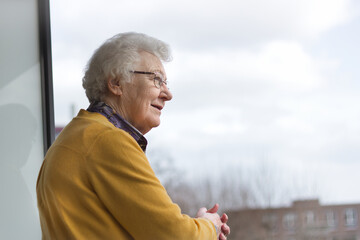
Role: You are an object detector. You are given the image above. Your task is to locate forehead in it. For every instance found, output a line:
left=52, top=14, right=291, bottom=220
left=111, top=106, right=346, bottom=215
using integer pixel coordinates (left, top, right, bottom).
left=135, top=51, right=165, bottom=74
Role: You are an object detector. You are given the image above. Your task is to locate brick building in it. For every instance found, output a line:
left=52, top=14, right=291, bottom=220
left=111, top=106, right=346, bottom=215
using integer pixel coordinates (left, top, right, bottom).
left=227, top=199, right=360, bottom=240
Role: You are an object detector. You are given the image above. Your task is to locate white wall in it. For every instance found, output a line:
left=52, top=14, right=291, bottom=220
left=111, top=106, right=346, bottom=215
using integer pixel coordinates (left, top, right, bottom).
left=0, top=0, right=44, bottom=238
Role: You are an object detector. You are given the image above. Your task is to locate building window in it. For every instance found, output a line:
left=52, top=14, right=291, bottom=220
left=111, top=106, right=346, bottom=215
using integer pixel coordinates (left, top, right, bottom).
left=326, top=211, right=336, bottom=228
left=262, top=213, right=278, bottom=233
left=305, top=211, right=315, bottom=224
left=283, top=213, right=296, bottom=231
left=344, top=208, right=357, bottom=227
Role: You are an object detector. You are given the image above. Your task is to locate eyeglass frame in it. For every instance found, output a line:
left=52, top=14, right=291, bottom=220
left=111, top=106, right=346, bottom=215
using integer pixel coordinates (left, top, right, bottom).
left=130, top=70, right=168, bottom=89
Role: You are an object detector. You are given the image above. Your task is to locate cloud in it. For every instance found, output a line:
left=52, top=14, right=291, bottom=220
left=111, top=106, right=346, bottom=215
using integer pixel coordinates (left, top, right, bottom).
left=167, top=40, right=337, bottom=113
left=50, top=0, right=357, bottom=51
left=150, top=35, right=360, bottom=169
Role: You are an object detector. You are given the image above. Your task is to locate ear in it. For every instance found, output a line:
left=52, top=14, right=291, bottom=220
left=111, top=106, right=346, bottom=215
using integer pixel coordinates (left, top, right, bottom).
left=107, top=78, right=123, bottom=96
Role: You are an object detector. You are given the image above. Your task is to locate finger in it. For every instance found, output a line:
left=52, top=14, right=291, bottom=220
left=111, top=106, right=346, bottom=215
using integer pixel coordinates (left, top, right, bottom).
left=196, top=207, right=207, bottom=217
left=221, top=224, right=230, bottom=235
left=219, top=232, right=226, bottom=240
left=220, top=213, right=228, bottom=223
left=207, top=203, right=219, bottom=213
left=221, top=223, right=230, bottom=235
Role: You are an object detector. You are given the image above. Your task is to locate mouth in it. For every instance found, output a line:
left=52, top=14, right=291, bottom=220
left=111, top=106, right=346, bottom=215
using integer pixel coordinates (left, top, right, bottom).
left=151, top=104, right=163, bottom=111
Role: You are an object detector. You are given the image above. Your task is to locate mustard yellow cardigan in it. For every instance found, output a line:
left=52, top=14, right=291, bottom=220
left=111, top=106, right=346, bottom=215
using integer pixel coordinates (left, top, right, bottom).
left=36, top=110, right=216, bottom=240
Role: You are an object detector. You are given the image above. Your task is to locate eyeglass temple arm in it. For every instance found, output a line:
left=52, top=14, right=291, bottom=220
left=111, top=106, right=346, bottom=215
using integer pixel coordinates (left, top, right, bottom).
left=130, top=71, right=155, bottom=75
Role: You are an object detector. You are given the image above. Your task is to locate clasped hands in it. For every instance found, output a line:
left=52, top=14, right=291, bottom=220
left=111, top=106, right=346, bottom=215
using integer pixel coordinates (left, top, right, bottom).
left=196, top=203, right=230, bottom=240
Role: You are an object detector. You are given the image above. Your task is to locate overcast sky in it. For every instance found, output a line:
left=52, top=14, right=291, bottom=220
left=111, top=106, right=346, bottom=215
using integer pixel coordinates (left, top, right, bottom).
left=51, top=0, right=360, bottom=206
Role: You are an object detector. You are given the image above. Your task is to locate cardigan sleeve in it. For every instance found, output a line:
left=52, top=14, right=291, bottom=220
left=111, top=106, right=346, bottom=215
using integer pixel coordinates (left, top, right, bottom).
left=86, top=129, right=217, bottom=240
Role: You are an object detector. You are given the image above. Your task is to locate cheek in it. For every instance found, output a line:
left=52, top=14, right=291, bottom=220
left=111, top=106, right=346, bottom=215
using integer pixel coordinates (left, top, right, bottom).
left=136, top=93, right=152, bottom=113
left=142, top=89, right=158, bottom=105
left=134, top=87, right=160, bottom=116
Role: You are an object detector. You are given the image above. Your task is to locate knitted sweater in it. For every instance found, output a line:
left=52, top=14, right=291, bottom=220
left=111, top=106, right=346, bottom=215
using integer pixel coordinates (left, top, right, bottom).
left=36, top=109, right=216, bottom=240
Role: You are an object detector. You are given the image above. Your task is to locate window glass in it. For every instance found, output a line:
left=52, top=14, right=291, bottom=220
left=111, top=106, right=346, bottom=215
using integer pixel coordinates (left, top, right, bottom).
left=326, top=210, right=337, bottom=227
left=344, top=208, right=357, bottom=227
left=305, top=211, right=315, bottom=224
left=0, top=0, right=43, bottom=238
left=49, top=1, right=360, bottom=239
left=283, top=213, right=296, bottom=231
left=262, top=213, right=278, bottom=232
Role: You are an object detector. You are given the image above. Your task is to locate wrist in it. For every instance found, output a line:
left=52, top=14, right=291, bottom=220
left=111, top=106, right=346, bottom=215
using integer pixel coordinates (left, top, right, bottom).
left=213, top=222, right=219, bottom=236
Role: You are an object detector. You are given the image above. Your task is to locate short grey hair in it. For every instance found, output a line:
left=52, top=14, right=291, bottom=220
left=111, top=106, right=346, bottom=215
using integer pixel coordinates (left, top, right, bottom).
left=82, top=32, right=172, bottom=102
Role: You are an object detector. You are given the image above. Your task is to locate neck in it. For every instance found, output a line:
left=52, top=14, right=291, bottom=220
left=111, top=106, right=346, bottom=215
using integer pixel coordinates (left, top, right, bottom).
left=102, top=95, right=128, bottom=121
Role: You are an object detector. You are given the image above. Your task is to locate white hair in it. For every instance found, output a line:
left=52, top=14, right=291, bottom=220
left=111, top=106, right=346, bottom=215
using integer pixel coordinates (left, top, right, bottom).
left=82, top=32, right=172, bottom=102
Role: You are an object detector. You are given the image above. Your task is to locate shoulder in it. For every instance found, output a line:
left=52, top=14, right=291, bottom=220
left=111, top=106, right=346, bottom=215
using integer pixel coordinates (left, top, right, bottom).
left=86, top=128, right=146, bottom=165
left=54, top=109, right=138, bottom=153
left=89, top=126, right=143, bottom=154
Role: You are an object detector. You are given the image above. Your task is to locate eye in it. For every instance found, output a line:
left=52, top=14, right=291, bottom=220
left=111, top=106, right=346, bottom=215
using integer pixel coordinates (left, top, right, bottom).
left=154, top=76, right=162, bottom=82
left=154, top=76, right=165, bottom=85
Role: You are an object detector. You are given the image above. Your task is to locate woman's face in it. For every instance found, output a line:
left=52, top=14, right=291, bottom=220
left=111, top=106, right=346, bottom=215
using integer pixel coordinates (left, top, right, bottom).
left=120, top=51, right=173, bottom=134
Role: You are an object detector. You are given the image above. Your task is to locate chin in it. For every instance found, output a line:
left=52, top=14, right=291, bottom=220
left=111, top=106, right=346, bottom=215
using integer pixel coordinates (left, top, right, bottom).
left=150, top=117, right=161, bottom=127
left=152, top=121, right=161, bottom=128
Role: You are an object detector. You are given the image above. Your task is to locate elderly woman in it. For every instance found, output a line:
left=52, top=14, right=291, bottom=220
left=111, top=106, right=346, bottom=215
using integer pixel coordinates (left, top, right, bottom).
left=36, top=32, right=230, bottom=239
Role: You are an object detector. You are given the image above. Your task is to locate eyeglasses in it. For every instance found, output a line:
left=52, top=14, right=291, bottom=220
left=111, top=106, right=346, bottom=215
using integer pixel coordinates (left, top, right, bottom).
left=130, top=70, right=168, bottom=89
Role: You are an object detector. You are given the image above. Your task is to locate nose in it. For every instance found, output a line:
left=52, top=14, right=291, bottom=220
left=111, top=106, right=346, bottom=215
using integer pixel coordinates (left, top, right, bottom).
left=160, top=84, right=173, bottom=101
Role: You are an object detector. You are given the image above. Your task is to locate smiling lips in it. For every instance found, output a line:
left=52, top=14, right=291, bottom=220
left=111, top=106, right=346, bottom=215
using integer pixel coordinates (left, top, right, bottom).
left=151, top=104, right=163, bottom=111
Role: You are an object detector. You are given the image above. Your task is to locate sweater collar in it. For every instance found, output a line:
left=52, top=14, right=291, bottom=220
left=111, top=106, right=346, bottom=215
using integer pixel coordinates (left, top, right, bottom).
left=87, top=101, right=147, bottom=152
